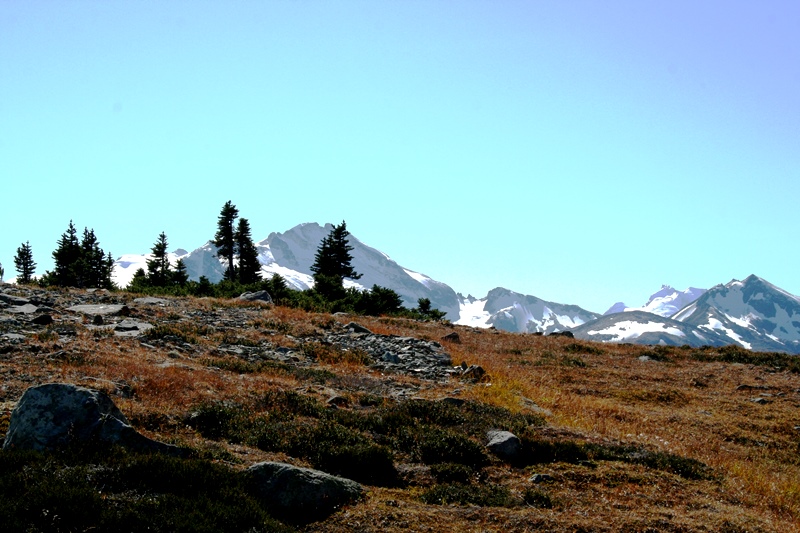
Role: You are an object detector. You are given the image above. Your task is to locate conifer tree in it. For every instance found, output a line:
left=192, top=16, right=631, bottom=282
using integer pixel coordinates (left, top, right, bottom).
left=49, top=221, right=81, bottom=286
left=311, top=221, right=360, bottom=299
left=13, top=241, right=36, bottom=284
left=0, top=263, right=4, bottom=282
left=146, top=232, right=172, bottom=287
left=172, top=259, right=189, bottom=287
left=214, top=201, right=239, bottom=281
left=42, top=222, right=114, bottom=289
left=235, top=218, right=261, bottom=284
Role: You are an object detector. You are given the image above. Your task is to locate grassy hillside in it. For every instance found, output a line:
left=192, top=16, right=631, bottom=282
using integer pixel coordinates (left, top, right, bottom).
left=1, top=286, right=799, bottom=532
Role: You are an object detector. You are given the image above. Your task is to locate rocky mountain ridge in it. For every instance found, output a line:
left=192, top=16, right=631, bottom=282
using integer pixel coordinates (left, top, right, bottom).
left=110, top=223, right=800, bottom=353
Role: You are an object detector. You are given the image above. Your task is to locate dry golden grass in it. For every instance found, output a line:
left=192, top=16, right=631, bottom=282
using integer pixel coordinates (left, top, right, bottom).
left=1, top=290, right=799, bottom=532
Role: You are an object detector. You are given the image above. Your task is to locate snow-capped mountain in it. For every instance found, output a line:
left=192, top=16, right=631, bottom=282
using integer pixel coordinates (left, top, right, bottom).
left=112, top=225, right=800, bottom=354
left=604, top=285, right=706, bottom=317
left=672, top=275, right=800, bottom=353
left=570, top=311, right=724, bottom=347
left=454, top=288, right=599, bottom=334
left=114, top=223, right=462, bottom=320
left=574, top=275, right=800, bottom=354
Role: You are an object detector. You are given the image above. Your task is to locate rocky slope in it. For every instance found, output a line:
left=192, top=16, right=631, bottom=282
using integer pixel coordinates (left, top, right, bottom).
left=2, top=283, right=800, bottom=532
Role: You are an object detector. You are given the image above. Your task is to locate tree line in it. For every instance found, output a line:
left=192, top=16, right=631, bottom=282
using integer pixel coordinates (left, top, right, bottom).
left=4, top=202, right=445, bottom=320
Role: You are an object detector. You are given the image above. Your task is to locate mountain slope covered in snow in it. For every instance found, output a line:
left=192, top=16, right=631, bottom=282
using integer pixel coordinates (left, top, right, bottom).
left=604, top=285, right=706, bottom=317
left=455, top=288, right=599, bottom=334
left=672, top=275, right=800, bottom=353
left=575, top=276, right=800, bottom=354
left=115, top=223, right=462, bottom=320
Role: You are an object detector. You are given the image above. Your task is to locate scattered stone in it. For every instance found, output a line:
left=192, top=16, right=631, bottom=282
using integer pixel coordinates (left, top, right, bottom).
left=520, top=396, right=552, bottom=416
left=7, top=304, right=38, bottom=315
left=0, top=293, right=30, bottom=306
left=750, top=397, right=770, bottom=405
left=113, top=319, right=153, bottom=336
left=736, top=384, right=770, bottom=391
left=238, top=290, right=273, bottom=304
left=529, top=473, right=554, bottom=484
left=244, top=461, right=363, bottom=523
left=345, top=322, right=372, bottom=334
left=327, top=395, right=349, bottom=408
left=2, top=383, right=183, bottom=456
left=32, top=314, right=54, bottom=326
left=92, top=314, right=104, bottom=325
left=461, top=364, right=487, bottom=383
left=486, top=430, right=522, bottom=462
left=441, top=332, right=461, bottom=344
left=133, top=297, right=168, bottom=305
left=548, top=331, right=575, bottom=338
left=67, top=304, right=127, bottom=316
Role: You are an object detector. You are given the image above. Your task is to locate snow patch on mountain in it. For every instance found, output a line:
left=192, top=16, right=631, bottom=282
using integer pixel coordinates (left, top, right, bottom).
left=604, top=285, right=706, bottom=317
left=587, top=320, right=686, bottom=342
left=456, top=295, right=492, bottom=328
left=456, top=288, right=598, bottom=334
left=673, top=275, right=800, bottom=353
left=112, top=250, right=189, bottom=288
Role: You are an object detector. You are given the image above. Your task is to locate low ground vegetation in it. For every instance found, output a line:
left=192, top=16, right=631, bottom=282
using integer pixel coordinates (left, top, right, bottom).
left=1, top=286, right=799, bottom=531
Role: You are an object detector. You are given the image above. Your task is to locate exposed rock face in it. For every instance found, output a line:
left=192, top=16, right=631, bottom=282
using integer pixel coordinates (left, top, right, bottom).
left=244, top=461, right=363, bottom=523
left=2, top=383, right=182, bottom=456
left=485, top=430, right=522, bottom=462
left=238, top=290, right=273, bottom=304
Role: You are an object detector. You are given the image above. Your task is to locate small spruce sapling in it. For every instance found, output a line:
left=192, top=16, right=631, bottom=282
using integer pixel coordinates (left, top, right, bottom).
left=13, top=241, right=37, bottom=284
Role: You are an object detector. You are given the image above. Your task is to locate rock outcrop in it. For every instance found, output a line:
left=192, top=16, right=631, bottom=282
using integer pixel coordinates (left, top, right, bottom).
left=244, top=461, right=363, bottom=523
left=485, top=430, right=522, bottom=462
left=2, top=383, right=183, bottom=456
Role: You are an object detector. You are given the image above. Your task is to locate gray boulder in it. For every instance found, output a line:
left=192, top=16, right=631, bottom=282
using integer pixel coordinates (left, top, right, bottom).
left=345, top=321, right=372, bottom=334
left=238, top=290, right=273, bottom=304
left=2, top=383, right=182, bottom=456
left=486, top=430, right=522, bottom=462
left=244, top=461, right=363, bottom=523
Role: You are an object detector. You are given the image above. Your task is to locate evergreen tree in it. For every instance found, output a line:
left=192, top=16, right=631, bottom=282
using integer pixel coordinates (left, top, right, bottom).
left=214, top=201, right=239, bottom=281
left=42, top=222, right=114, bottom=289
left=235, top=218, right=261, bottom=284
left=265, top=273, right=290, bottom=302
left=0, top=263, right=4, bottom=282
left=172, top=259, right=189, bottom=287
left=146, top=232, right=172, bottom=287
left=311, top=221, right=360, bottom=299
left=49, top=221, right=81, bottom=286
left=13, top=241, right=36, bottom=284
left=127, top=268, right=149, bottom=292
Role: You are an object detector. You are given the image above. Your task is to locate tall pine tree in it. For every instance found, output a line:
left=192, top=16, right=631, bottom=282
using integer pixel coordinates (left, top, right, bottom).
left=13, top=241, right=36, bottom=284
left=311, top=221, right=361, bottom=299
left=214, top=201, right=239, bottom=281
left=42, top=222, right=114, bottom=289
left=172, top=259, right=189, bottom=287
left=235, top=218, right=261, bottom=284
left=50, top=221, right=81, bottom=286
left=146, top=232, right=172, bottom=287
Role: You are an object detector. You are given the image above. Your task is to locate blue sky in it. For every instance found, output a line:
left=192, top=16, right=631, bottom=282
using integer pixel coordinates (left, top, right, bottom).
left=1, top=1, right=798, bottom=313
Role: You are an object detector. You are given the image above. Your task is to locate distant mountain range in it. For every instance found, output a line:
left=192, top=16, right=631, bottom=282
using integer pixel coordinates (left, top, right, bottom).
left=113, top=223, right=800, bottom=354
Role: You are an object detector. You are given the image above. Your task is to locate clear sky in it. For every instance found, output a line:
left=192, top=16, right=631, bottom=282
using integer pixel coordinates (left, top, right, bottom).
left=1, top=1, right=798, bottom=313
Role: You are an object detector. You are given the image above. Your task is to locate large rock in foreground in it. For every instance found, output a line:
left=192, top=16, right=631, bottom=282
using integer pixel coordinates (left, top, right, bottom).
left=2, top=383, right=182, bottom=456
left=244, top=461, right=363, bottom=523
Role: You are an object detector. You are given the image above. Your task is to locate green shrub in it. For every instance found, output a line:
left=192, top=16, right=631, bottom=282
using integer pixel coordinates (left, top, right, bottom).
left=429, top=462, right=476, bottom=484
left=523, top=487, right=555, bottom=508
left=401, top=426, right=487, bottom=467
left=0, top=447, right=293, bottom=533
left=563, top=342, right=604, bottom=355
left=420, top=483, right=517, bottom=507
